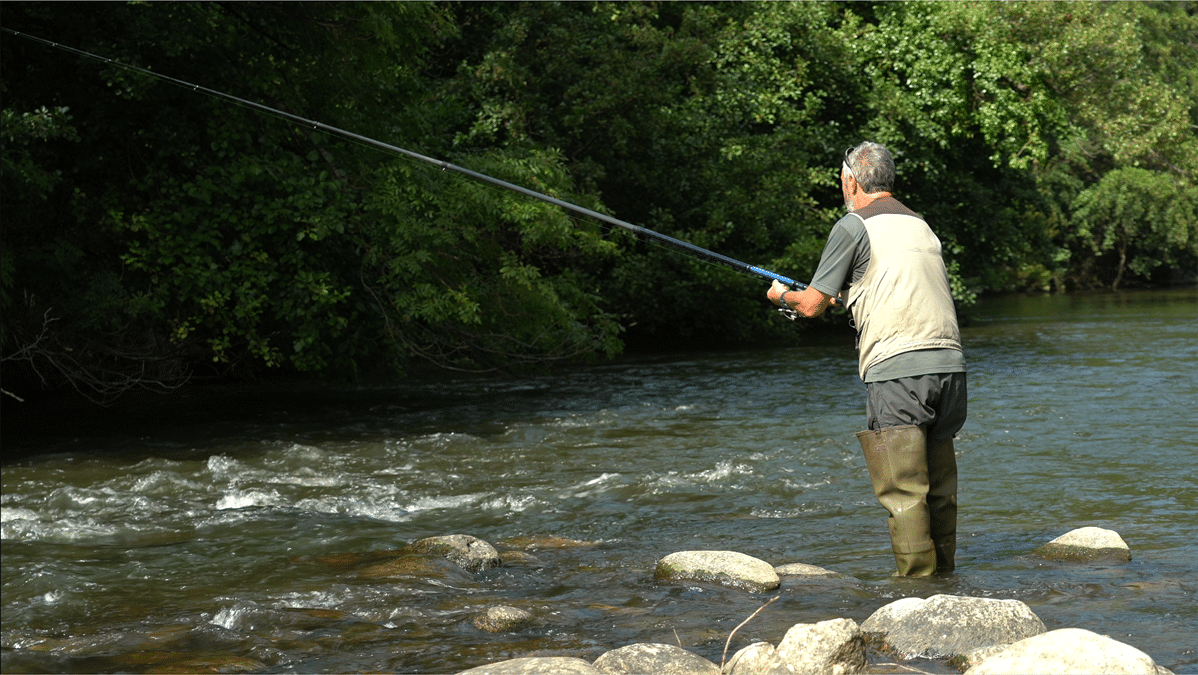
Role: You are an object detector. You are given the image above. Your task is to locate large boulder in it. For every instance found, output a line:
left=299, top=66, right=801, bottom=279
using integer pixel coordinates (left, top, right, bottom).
left=862, top=594, right=1045, bottom=660
left=592, top=643, right=720, bottom=674
left=767, top=618, right=866, bottom=675
left=965, top=628, right=1167, bottom=675
left=1034, top=526, right=1132, bottom=563
left=457, top=657, right=601, bottom=675
left=654, top=551, right=781, bottom=592
left=406, top=534, right=502, bottom=573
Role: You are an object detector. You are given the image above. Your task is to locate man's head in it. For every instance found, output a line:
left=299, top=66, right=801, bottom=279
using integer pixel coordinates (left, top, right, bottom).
left=841, top=141, right=895, bottom=212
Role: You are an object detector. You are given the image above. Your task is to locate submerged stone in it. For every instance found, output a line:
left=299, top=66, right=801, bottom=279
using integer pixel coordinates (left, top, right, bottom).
left=774, top=562, right=841, bottom=578
left=406, top=534, right=502, bottom=573
left=457, top=656, right=601, bottom=674
left=114, top=652, right=267, bottom=674
left=500, top=535, right=599, bottom=550
left=354, top=553, right=460, bottom=580
left=472, top=606, right=536, bottom=633
left=654, top=551, right=780, bottom=592
left=498, top=550, right=546, bottom=567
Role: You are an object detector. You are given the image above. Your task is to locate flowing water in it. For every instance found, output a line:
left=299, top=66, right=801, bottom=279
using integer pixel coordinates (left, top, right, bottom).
left=2, top=289, right=1196, bottom=674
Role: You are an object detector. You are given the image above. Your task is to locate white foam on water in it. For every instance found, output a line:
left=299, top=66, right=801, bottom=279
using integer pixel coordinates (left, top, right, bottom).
left=206, top=455, right=243, bottom=475
left=692, top=459, right=754, bottom=482
left=215, top=489, right=283, bottom=510
left=374, top=462, right=417, bottom=475
left=0, top=507, right=39, bottom=523
left=404, top=493, right=484, bottom=512
left=480, top=493, right=539, bottom=512
left=557, top=472, right=623, bottom=499
left=9, top=518, right=122, bottom=542
left=293, top=496, right=411, bottom=523
left=128, top=470, right=208, bottom=497
left=210, top=603, right=252, bottom=630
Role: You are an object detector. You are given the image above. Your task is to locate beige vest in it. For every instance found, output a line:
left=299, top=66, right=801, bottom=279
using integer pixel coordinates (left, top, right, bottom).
left=845, top=211, right=962, bottom=380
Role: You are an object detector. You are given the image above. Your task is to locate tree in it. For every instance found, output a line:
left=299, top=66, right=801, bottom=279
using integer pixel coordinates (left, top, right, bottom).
left=1071, top=168, right=1198, bottom=290
left=447, top=2, right=862, bottom=346
left=1, top=2, right=622, bottom=404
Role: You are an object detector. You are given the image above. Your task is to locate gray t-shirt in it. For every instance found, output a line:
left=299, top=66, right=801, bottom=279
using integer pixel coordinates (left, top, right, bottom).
left=809, top=202, right=966, bottom=382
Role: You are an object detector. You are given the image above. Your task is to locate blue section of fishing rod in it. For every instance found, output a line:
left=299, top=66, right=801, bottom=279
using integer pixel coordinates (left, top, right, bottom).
left=2, top=28, right=808, bottom=291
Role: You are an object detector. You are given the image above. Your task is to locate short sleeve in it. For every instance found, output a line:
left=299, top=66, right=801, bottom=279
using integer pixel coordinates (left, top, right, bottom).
left=808, top=215, right=869, bottom=297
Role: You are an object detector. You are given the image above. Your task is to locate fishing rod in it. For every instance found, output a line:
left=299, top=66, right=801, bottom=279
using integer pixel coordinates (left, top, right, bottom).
left=3, top=28, right=820, bottom=317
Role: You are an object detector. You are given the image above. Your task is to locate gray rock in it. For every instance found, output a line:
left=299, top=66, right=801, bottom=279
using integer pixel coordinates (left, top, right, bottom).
left=952, top=644, right=1011, bottom=672
left=768, top=618, right=867, bottom=675
left=472, top=605, right=535, bottom=633
left=654, top=551, right=781, bottom=593
left=354, top=554, right=460, bottom=580
left=862, top=594, right=1045, bottom=660
left=726, top=641, right=776, bottom=675
left=859, top=596, right=924, bottom=633
left=406, top=534, right=501, bottom=573
left=592, top=643, right=720, bottom=675
left=1034, top=526, right=1132, bottom=562
left=774, top=563, right=841, bottom=578
left=457, top=656, right=601, bottom=675
left=965, top=628, right=1166, bottom=675
left=498, top=550, right=546, bottom=567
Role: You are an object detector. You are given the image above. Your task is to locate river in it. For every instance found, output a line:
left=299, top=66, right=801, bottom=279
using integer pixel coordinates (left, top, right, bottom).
left=2, top=288, right=1196, bottom=674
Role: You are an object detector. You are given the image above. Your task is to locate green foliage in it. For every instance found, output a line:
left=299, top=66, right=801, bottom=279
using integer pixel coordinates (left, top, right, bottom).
left=0, top=105, right=80, bottom=311
left=3, top=0, right=1196, bottom=402
left=359, top=147, right=623, bottom=371
left=1071, top=168, right=1198, bottom=289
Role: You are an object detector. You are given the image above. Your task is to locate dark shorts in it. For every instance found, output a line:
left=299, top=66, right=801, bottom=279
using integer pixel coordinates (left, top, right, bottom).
left=865, top=372, right=968, bottom=441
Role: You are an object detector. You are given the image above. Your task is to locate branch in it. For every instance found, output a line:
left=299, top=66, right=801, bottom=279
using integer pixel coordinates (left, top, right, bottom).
left=2, top=307, right=190, bottom=406
left=720, top=595, right=779, bottom=673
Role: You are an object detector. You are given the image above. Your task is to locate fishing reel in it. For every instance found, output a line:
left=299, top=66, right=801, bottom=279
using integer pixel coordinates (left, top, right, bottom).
left=777, top=305, right=801, bottom=321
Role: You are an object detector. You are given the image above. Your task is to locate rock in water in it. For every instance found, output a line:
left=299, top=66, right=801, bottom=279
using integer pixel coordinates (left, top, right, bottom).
left=457, top=656, right=601, bottom=674
left=406, top=534, right=502, bottom=573
left=768, top=618, right=866, bottom=675
left=726, top=642, right=776, bottom=675
left=1034, top=526, right=1132, bottom=562
left=862, top=594, right=1045, bottom=660
left=965, top=628, right=1164, bottom=675
left=773, top=562, right=841, bottom=578
left=654, top=551, right=780, bottom=592
left=592, top=643, right=720, bottom=674
left=472, top=606, right=535, bottom=633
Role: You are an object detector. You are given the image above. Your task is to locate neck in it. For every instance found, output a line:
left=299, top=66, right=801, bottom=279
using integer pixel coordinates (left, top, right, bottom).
left=850, top=190, right=891, bottom=211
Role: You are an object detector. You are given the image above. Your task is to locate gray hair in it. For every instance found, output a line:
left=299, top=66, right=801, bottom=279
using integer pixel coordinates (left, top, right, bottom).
left=845, top=142, right=895, bottom=193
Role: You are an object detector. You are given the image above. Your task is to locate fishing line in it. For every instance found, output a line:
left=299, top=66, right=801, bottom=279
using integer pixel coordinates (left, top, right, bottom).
left=3, top=28, right=818, bottom=316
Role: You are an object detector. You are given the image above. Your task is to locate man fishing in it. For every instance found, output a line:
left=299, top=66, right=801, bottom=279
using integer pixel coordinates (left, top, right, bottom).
left=766, top=141, right=967, bottom=577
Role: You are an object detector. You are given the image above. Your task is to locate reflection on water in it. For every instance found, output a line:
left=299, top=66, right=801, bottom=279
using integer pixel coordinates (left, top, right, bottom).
left=2, top=288, right=1196, bottom=673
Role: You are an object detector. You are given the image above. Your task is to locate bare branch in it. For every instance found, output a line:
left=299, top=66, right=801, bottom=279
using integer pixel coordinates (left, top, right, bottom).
left=720, top=595, right=779, bottom=674
left=2, top=307, right=190, bottom=406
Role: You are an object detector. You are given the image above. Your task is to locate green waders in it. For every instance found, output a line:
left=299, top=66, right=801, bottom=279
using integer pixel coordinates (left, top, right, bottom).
left=856, top=424, right=957, bottom=576
left=927, top=436, right=958, bottom=572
